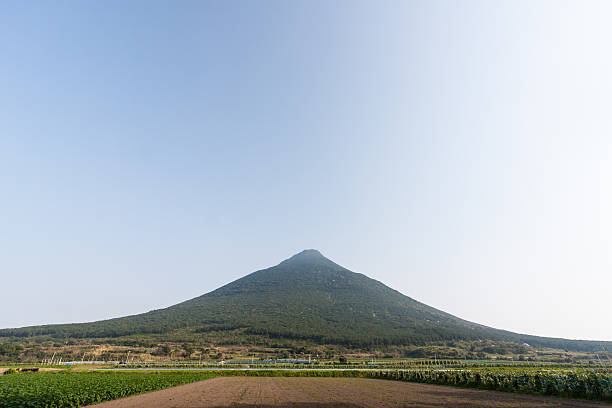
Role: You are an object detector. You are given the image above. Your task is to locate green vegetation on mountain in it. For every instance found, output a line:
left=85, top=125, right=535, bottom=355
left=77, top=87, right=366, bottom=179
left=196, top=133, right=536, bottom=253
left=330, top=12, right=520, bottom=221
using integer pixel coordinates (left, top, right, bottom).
left=1, top=250, right=609, bottom=352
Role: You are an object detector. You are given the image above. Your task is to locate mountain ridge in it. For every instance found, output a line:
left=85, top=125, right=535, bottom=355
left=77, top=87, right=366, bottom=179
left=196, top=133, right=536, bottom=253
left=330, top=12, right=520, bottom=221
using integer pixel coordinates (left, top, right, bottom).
left=1, top=249, right=610, bottom=352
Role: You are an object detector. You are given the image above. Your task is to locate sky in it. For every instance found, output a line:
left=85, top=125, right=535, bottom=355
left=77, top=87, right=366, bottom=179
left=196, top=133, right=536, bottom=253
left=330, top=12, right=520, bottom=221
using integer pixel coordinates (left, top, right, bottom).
left=1, top=1, right=611, bottom=341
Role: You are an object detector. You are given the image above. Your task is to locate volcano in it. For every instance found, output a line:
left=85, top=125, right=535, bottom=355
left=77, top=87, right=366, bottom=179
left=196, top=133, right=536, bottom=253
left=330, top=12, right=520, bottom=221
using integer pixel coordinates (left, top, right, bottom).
left=1, top=249, right=609, bottom=352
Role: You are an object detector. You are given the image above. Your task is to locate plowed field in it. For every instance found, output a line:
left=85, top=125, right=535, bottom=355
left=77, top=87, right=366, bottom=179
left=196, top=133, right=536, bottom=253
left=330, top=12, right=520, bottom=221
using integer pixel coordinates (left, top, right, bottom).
left=91, top=376, right=611, bottom=407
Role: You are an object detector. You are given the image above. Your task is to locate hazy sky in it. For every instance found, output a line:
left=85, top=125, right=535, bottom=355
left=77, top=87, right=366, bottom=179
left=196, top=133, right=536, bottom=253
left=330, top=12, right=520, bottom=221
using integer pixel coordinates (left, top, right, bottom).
left=1, top=1, right=611, bottom=341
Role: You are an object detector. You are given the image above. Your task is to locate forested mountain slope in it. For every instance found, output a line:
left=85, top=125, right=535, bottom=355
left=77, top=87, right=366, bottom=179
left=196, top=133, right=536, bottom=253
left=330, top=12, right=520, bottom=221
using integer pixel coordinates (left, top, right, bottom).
left=1, top=250, right=609, bottom=352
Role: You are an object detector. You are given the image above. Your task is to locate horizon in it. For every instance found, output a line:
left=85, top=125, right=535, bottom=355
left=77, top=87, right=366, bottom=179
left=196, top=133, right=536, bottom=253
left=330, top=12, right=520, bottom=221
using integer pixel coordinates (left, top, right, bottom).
left=2, top=1, right=611, bottom=342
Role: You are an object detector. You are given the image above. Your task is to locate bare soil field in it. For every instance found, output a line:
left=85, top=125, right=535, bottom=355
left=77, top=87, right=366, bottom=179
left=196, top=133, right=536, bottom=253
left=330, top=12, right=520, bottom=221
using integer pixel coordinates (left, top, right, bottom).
left=92, top=377, right=611, bottom=408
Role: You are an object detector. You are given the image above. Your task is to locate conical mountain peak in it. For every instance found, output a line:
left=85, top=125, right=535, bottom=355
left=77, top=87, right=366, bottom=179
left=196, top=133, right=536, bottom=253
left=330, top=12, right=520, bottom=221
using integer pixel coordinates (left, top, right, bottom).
left=2, top=249, right=608, bottom=353
left=279, top=249, right=340, bottom=269
left=287, top=249, right=325, bottom=261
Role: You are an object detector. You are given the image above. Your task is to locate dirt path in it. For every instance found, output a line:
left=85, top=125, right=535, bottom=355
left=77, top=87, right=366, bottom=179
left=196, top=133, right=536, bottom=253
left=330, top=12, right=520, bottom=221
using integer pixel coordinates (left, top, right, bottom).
left=91, top=377, right=611, bottom=408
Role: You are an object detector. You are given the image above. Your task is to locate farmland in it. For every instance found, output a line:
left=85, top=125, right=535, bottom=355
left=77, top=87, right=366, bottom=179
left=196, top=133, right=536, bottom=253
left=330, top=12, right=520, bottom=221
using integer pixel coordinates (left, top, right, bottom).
left=0, top=371, right=214, bottom=408
left=91, top=376, right=611, bottom=408
left=367, top=368, right=612, bottom=401
left=1, top=365, right=611, bottom=407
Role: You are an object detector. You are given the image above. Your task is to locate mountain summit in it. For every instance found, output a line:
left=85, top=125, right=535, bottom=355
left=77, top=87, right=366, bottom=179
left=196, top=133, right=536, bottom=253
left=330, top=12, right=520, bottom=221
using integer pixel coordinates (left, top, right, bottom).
left=282, top=248, right=330, bottom=263
left=1, top=250, right=609, bottom=352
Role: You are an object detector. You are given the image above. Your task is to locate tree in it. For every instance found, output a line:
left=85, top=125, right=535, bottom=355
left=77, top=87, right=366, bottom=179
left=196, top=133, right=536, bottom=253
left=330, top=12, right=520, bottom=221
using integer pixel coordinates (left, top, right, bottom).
left=0, top=343, right=23, bottom=358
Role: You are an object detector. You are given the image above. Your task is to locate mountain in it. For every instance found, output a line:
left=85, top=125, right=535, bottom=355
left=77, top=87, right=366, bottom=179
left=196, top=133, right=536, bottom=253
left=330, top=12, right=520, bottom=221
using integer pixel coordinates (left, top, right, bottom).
left=1, top=249, right=609, bottom=352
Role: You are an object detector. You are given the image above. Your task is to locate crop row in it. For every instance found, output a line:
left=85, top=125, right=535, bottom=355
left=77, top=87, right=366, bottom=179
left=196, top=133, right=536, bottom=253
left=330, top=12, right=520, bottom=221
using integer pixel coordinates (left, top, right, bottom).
left=367, top=369, right=612, bottom=401
left=0, top=372, right=214, bottom=408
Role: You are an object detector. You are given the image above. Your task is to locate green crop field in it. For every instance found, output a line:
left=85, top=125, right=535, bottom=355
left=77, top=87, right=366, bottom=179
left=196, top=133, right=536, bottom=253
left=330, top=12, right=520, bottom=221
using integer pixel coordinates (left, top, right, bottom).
left=0, top=371, right=215, bottom=408
left=1, top=367, right=611, bottom=407
left=366, top=368, right=612, bottom=402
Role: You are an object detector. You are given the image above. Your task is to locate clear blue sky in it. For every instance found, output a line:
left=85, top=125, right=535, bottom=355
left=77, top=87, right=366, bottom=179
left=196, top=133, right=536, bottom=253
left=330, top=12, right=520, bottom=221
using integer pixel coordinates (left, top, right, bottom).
left=1, top=1, right=611, bottom=341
